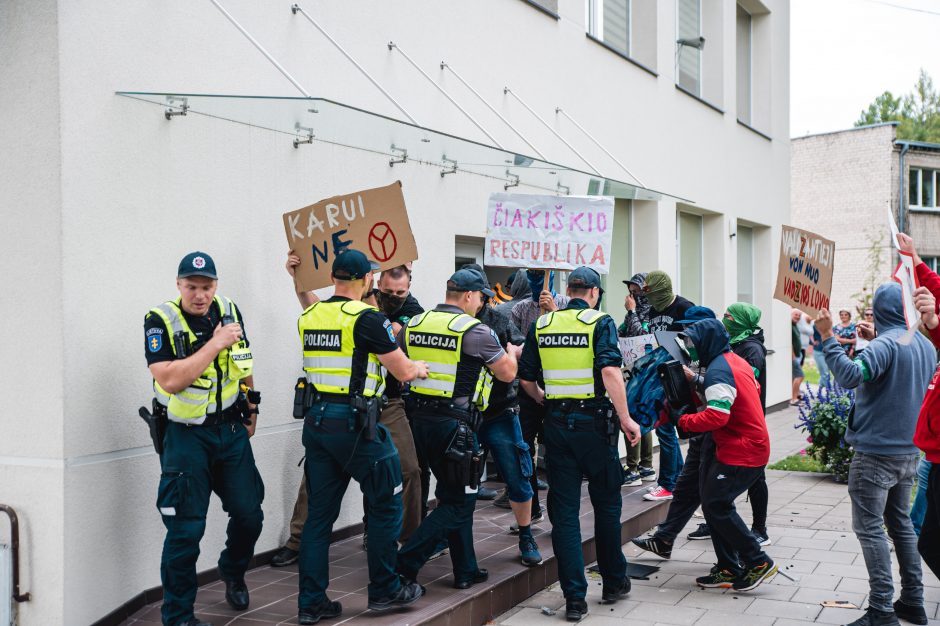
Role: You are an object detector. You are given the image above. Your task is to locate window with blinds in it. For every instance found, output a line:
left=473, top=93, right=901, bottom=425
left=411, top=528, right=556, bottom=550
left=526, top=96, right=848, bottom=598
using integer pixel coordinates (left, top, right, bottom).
left=676, top=0, right=702, bottom=95
left=736, top=4, right=752, bottom=124
left=911, top=168, right=939, bottom=210
left=587, top=0, right=631, bottom=57
left=737, top=224, right=754, bottom=303
left=678, top=211, right=704, bottom=304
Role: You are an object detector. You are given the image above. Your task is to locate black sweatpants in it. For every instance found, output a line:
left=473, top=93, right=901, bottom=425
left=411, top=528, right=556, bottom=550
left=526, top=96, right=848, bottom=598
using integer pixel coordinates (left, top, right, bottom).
left=701, top=461, right=770, bottom=575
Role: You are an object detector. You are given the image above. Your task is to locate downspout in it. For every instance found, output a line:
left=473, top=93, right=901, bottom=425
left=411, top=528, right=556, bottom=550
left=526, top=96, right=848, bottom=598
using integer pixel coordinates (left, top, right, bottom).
left=898, top=141, right=910, bottom=235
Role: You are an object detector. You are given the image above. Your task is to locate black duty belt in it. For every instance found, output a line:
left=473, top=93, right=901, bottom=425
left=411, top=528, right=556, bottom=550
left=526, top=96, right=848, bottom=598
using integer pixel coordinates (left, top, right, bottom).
left=317, top=393, right=353, bottom=405
left=199, top=407, right=243, bottom=427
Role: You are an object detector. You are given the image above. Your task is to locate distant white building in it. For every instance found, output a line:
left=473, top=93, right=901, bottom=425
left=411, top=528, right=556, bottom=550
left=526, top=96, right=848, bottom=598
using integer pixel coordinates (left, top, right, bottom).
left=0, top=0, right=790, bottom=622
left=792, top=123, right=940, bottom=315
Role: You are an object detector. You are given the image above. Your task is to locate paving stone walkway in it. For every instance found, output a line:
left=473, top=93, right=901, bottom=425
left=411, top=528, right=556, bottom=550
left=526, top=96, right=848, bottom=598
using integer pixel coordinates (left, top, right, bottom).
left=494, top=404, right=940, bottom=625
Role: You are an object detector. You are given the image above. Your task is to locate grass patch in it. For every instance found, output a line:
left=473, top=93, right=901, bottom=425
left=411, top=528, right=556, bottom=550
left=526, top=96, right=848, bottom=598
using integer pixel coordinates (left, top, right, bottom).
left=768, top=453, right=825, bottom=473
left=802, top=358, right=820, bottom=386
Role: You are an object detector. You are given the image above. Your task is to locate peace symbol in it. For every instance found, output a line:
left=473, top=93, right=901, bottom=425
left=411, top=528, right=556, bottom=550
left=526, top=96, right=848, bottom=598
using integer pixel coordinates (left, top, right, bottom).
left=368, top=222, right=398, bottom=262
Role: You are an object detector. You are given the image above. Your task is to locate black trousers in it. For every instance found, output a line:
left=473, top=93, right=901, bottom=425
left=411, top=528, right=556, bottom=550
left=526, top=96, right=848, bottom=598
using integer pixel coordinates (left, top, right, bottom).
left=701, top=461, right=770, bottom=574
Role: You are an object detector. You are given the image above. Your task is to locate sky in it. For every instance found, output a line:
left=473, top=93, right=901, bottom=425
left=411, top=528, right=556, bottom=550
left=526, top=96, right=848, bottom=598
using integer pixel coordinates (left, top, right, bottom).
left=790, top=0, right=940, bottom=138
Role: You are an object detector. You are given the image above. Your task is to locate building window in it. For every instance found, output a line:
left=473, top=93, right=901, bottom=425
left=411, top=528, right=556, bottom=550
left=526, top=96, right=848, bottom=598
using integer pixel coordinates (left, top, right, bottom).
left=911, top=168, right=939, bottom=210
left=588, top=0, right=631, bottom=57
left=676, top=0, right=702, bottom=96
left=737, top=224, right=754, bottom=303
left=924, top=257, right=940, bottom=273
left=736, top=4, right=752, bottom=125
left=678, top=211, right=704, bottom=304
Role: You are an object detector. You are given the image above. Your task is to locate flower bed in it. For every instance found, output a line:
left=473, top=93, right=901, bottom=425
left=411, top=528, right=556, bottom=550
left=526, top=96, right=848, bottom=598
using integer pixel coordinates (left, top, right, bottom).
left=794, top=383, right=855, bottom=483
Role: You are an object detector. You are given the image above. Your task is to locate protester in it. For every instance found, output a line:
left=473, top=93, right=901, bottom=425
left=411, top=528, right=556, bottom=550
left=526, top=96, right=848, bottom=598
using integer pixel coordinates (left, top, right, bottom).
left=675, top=319, right=775, bottom=592
left=791, top=309, right=804, bottom=406
left=619, top=272, right=651, bottom=337
left=811, top=322, right=831, bottom=388
left=854, top=308, right=875, bottom=356
left=619, top=272, right=655, bottom=486
left=833, top=309, right=857, bottom=356
left=817, top=280, right=935, bottom=626
left=641, top=270, right=693, bottom=501
left=912, top=457, right=932, bottom=536
left=898, top=233, right=940, bottom=601
left=494, top=269, right=530, bottom=318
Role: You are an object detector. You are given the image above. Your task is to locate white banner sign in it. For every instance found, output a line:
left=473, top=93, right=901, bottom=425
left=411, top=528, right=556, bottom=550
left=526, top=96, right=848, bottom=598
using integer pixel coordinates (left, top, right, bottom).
left=484, top=193, right=615, bottom=272
left=619, top=334, right=658, bottom=369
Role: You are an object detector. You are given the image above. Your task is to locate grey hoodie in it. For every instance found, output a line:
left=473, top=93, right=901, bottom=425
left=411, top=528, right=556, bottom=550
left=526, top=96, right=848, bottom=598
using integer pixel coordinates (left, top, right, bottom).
left=823, top=282, right=937, bottom=456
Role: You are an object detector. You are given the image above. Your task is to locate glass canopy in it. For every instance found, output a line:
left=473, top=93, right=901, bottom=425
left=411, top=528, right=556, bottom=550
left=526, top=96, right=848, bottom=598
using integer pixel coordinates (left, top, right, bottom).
left=115, top=91, right=686, bottom=201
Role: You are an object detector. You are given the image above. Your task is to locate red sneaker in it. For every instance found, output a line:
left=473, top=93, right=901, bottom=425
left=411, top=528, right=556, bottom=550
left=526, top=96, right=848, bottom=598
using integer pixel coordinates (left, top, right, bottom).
left=643, top=486, right=674, bottom=501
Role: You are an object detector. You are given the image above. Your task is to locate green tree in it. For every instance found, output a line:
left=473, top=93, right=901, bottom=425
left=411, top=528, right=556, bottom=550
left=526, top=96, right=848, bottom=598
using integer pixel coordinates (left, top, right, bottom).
left=856, top=69, right=940, bottom=143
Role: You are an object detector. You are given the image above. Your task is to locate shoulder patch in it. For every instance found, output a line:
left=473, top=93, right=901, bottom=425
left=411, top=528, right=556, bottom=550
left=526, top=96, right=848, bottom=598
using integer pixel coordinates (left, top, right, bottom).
left=147, top=333, right=163, bottom=353
left=147, top=327, right=164, bottom=336
left=384, top=319, right=396, bottom=343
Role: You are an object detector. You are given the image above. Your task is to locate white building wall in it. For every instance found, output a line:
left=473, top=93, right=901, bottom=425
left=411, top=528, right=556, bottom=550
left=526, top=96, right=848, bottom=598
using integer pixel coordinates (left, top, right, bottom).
left=0, top=0, right=789, bottom=622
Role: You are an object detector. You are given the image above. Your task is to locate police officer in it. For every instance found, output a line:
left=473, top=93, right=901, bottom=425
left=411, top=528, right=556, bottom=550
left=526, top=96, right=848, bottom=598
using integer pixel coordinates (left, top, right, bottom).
left=144, top=252, right=263, bottom=626
left=296, top=250, right=428, bottom=624
left=460, top=264, right=542, bottom=567
left=396, top=269, right=518, bottom=589
left=519, top=266, right=641, bottom=622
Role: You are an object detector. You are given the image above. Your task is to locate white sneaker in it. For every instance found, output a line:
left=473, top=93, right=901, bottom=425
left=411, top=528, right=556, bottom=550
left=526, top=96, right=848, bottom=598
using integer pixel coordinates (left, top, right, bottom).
left=643, top=486, right=674, bottom=501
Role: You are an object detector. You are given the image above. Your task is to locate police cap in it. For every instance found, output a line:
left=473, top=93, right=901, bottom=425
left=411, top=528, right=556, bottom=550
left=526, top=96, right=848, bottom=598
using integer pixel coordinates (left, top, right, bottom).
left=178, top=251, right=218, bottom=279
left=332, top=249, right=380, bottom=280
left=448, top=268, right=496, bottom=297
left=567, top=266, right=603, bottom=292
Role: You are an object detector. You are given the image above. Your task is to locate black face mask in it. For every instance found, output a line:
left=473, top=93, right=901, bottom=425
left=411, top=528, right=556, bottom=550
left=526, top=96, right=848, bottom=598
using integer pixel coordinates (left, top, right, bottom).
left=376, top=291, right=406, bottom=316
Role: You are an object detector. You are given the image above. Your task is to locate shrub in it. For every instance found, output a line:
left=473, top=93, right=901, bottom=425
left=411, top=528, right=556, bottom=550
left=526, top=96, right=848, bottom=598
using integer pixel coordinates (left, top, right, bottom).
left=794, top=382, right=855, bottom=482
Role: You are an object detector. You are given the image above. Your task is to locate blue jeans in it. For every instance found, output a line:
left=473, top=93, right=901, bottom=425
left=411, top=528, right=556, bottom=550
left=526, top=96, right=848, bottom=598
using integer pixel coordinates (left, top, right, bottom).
left=478, top=409, right=534, bottom=503
left=848, top=451, right=923, bottom=612
left=812, top=348, right=830, bottom=387
left=656, top=422, right=684, bottom=491
left=912, top=457, right=933, bottom=535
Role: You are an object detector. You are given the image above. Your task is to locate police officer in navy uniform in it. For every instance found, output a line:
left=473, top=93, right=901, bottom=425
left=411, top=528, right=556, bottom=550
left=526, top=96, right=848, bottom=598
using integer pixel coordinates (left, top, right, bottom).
left=519, top=266, right=641, bottom=622
left=396, top=269, right=518, bottom=589
left=144, top=252, right=263, bottom=626
left=295, top=250, right=429, bottom=624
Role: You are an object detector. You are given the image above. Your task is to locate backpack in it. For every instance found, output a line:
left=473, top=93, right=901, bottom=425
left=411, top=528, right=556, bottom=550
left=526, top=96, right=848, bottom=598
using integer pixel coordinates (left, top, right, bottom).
left=626, top=346, right=673, bottom=434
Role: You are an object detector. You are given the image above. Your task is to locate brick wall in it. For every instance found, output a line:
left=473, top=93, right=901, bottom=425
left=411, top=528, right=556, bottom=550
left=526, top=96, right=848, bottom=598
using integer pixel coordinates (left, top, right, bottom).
left=791, top=125, right=896, bottom=314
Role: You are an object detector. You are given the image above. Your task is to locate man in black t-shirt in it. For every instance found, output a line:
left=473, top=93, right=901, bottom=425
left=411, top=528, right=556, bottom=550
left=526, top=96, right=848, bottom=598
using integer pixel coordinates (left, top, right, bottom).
left=644, top=270, right=695, bottom=333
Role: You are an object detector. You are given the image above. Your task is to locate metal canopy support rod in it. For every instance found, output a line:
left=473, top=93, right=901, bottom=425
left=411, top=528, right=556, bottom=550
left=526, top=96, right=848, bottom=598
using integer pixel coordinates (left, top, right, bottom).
left=387, top=43, right=503, bottom=148
left=555, top=107, right=646, bottom=188
left=503, top=87, right=601, bottom=176
left=208, top=0, right=311, bottom=97
left=440, top=62, right=547, bottom=160
left=291, top=4, right=418, bottom=125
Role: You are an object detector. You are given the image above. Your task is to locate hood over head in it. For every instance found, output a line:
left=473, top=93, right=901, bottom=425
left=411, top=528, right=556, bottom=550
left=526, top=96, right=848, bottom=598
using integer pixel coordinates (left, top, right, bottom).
left=723, top=302, right=763, bottom=345
left=685, top=318, right=731, bottom=365
left=507, top=269, right=531, bottom=300
left=644, top=270, right=675, bottom=311
left=872, top=281, right=907, bottom=332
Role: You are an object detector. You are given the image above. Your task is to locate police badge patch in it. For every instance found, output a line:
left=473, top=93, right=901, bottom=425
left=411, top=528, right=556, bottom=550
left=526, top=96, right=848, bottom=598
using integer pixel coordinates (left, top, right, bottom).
left=148, top=334, right=163, bottom=352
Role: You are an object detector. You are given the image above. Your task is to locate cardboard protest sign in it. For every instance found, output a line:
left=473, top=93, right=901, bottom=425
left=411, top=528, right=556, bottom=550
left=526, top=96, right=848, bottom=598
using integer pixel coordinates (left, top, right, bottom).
left=484, top=193, right=615, bottom=272
left=283, top=181, right=418, bottom=292
left=619, top=334, right=658, bottom=369
left=772, top=225, right=835, bottom=317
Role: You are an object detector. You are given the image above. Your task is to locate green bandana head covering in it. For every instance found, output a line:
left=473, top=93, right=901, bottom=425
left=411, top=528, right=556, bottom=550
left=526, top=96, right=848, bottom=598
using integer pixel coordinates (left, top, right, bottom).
left=644, top=271, right=675, bottom=312
left=723, top=302, right=762, bottom=345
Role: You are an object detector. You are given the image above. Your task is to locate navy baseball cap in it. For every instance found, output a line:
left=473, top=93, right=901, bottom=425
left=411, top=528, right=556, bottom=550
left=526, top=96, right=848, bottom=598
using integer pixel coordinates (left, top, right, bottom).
left=677, top=306, right=717, bottom=324
left=448, top=268, right=496, bottom=297
left=332, top=249, right=379, bottom=280
left=567, top=266, right=603, bottom=292
left=178, top=252, right=217, bottom=279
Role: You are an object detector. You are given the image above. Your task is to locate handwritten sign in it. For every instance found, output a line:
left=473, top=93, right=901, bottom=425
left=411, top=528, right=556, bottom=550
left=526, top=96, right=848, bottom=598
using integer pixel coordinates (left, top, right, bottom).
left=773, top=225, right=835, bottom=316
left=619, top=334, right=658, bottom=369
left=484, top=193, right=615, bottom=272
left=283, top=181, right=418, bottom=292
